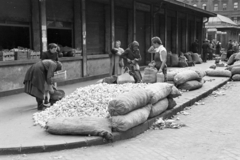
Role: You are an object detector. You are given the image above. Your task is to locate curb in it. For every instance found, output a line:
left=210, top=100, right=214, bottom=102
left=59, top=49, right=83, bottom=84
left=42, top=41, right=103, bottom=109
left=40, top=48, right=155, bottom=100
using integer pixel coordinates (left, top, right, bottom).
left=0, top=78, right=230, bottom=155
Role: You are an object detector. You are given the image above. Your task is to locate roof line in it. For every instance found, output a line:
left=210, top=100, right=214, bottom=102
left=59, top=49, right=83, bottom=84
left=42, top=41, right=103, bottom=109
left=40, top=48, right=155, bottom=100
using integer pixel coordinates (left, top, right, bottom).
left=163, top=0, right=216, bottom=17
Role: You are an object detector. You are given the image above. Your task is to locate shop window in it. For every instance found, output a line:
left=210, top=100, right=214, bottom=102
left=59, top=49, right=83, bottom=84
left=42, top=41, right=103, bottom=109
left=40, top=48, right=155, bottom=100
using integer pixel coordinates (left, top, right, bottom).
left=222, top=3, right=227, bottom=10
left=214, top=4, right=218, bottom=11
left=202, top=4, right=207, bottom=10
left=234, top=2, right=238, bottom=10
left=47, top=29, right=72, bottom=47
left=47, top=21, right=73, bottom=48
left=0, top=25, right=30, bottom=50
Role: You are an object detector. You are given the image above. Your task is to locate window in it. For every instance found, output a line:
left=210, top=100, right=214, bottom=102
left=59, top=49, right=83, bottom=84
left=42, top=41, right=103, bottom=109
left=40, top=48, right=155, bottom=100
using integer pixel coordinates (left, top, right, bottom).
left=193, top=4, right=197, bottom=7
left=214, top=4, right=218, bottom=11
left=202, top=3, right=207, bottom=10
left=234, top=2, right=238, bottom=10
left=233, top=17, right=238, bottom=24
left=223, top=3, right=227, bottom=10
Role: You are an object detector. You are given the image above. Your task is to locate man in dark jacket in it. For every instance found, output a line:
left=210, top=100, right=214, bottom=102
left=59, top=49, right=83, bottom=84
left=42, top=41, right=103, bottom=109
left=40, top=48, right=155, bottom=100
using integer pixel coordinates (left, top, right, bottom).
left=227, top=40, right=233, bottom=59
left=191, top=39, right=199, bottom=53
left=202, top=39, right=210, bottom=62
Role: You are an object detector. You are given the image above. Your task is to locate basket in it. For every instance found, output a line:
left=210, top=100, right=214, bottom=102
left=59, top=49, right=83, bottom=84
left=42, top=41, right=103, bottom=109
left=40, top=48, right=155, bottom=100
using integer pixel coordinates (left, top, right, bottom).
left=51, top=70, right=67, bottom=83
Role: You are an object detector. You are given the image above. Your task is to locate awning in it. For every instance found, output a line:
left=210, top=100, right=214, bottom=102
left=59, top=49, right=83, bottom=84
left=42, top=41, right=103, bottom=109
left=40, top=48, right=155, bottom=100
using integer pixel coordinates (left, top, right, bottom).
left=208, top=14, right=237, bottom=26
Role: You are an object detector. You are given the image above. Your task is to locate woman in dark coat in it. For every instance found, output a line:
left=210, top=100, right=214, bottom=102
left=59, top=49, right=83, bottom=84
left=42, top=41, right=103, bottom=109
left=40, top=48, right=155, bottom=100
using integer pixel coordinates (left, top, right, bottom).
left=40, top=43, right=59, bottom=61
left=121, top=41, right=142, bottom=83
left=23, top=60, right=62, bottom=110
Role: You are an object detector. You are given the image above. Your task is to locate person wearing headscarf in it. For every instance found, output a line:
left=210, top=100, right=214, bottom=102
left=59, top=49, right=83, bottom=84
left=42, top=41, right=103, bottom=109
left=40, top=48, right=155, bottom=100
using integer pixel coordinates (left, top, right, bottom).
left=121, top=41, right=142, bottom=83
left=23, top=60, right=62, bottom=110
left=148, top=37, right=167, bottom=82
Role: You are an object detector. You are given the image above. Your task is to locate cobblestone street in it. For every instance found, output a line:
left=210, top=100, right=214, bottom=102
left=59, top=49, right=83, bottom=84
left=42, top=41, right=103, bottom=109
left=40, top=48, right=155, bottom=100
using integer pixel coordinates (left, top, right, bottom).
left=2, top=81, right=240, bottom=160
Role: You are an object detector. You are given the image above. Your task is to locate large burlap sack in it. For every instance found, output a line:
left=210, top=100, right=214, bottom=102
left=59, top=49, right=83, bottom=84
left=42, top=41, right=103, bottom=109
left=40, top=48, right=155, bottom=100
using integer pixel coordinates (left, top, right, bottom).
left=221, top=52, right=227, bottom=61
left=178, top=80, right=203, bottom=91
left=192, top=53, right=202, bottom=64
left=185, top=52, right=193, bottom=62
left=167, top=71, right=178, bottom=81
left=178, top=56, right=188, bottom=67
left=194, top=69, right=206, bottom=78
left=103, top=75, right=118, bottom=84
left=231, top=67, right=240, bottom=75
left=146, top=83, right=173, bottom=104
left=117, top=72, right=135, bottom=84
left=168, top=86, right=181, bottom=98
left=232, top=74, right=240, bottom=81
left=199, top=57, right=203, bottom=63
left=174, top=70, right=201, bottom=86
left=206, top=69, right=231, bottom=77
left=111, top=105, right=151, bottom=132
left=46, top=117, right=112, bottom=139
left=167, top=97, right=177, bottom=110
left=227, top=53, right=236, bottom=65
left=108, top=88, right=152, bottom=116
left=226, top=61, right=240, bottom=71
left=149, top=98, right=169, bottom=118
left=142, top=67, right=158, bottom=83
left=171, top=54, right=179, bottom=67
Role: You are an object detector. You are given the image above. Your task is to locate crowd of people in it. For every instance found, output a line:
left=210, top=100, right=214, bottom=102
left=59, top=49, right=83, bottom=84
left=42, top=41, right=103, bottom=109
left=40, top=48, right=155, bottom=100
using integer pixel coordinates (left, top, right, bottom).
left=191, top=39, right=240, bottom=63
left=110, top=37, right=168, bottom=84
left=24, top=37, right=240, bottom=111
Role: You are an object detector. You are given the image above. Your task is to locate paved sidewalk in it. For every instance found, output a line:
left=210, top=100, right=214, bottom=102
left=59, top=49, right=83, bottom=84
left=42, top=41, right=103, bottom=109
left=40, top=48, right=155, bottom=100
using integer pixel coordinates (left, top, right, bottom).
left=2, top=81, right=239, bottom=160
left=0, top=61, right=229, bottom=155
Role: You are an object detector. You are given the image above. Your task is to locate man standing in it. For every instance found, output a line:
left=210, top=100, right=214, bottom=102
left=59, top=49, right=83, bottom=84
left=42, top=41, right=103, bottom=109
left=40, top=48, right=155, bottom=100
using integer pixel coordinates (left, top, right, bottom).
left=202, top=39, right=210, bottom=62
left=191, top=39, right=199, bottom=53
left=227, top=40, right=233, bottom=59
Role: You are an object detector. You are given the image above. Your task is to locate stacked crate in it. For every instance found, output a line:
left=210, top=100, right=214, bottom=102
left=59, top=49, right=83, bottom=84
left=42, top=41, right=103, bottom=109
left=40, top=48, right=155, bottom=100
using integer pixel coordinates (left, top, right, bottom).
left=0, top=51, right=15, bottom=61
left=14, top=49, right=30, bottom=60
left=30, top=51, right=40, bottom=59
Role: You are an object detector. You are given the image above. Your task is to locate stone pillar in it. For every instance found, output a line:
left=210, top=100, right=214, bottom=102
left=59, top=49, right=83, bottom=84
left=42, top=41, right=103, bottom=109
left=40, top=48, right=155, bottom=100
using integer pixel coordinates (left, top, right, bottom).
left=81, top=0, right=87, bottom=77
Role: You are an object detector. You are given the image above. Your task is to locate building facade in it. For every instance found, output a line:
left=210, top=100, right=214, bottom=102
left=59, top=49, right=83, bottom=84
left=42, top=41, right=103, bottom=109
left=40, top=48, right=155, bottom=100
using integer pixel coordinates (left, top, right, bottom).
left=0, top=0, right=215, bottom=96
left=178, top=0, right=240, bottom=25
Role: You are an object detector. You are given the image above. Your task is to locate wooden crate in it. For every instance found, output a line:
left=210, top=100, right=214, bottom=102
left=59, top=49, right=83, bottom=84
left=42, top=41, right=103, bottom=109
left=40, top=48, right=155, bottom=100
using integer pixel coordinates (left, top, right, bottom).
left=30, top=51, right=40, bottom=59
left=0, top=51, right=15, bottom=61
left=15, top=50, right=30, bottom=60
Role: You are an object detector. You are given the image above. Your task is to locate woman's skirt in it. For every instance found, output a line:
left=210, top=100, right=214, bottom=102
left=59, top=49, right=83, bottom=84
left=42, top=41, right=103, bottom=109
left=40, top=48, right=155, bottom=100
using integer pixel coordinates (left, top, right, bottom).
left=23, top=62, right=46, bottom=100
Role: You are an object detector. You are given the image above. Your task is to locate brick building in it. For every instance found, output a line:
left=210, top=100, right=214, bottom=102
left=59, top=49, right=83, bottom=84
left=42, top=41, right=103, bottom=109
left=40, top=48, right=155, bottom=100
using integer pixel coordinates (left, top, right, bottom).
left=177, top=0, right=240, bottom=25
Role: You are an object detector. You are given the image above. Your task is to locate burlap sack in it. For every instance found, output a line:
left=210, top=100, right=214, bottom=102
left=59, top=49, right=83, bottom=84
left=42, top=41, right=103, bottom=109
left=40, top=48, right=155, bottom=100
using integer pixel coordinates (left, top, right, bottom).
left=46, top=117, right=112, bottom=139
left=111, top=105, right=151, bottom=132
left=108, top=88, right=152, bottom=116
left=146, top=83, right=173, bottom=104
left=149, top=98, right=169, bottom=118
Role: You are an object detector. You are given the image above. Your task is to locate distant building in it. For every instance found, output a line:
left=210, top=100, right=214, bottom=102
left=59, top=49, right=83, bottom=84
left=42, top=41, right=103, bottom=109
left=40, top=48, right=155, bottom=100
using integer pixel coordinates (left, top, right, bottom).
left=178, top=0, right=240, bottom=48
left=177, top=0, right=240, bottom=25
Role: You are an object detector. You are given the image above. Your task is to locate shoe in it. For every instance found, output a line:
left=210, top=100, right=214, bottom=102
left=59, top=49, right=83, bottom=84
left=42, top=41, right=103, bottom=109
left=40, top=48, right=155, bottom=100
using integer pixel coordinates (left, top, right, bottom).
left=37, top=104, right=48, bottom=111
left=44, top=97, right=49, bottom=104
